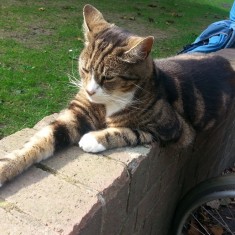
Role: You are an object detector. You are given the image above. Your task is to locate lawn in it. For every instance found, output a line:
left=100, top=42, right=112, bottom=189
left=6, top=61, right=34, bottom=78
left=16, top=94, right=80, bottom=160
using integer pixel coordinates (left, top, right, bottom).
left=0, top=0, right=233, bottom=138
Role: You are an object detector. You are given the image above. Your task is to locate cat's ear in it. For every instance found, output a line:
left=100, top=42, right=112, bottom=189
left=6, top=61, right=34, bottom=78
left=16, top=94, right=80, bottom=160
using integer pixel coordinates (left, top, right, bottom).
left=83, top=4, right=109, bottom=42
left=121, top=36, right=154, bottom=63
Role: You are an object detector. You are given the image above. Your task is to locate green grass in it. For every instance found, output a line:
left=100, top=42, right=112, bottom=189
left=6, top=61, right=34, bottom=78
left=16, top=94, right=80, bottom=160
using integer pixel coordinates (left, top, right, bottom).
left=0, top=0, right=234, bottom=138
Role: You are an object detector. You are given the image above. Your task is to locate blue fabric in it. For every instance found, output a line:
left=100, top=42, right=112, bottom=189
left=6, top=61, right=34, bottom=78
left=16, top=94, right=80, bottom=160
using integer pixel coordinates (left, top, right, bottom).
left=179, top=1, right=235, bottom=54
left=230, top=1, right=235, bottom=21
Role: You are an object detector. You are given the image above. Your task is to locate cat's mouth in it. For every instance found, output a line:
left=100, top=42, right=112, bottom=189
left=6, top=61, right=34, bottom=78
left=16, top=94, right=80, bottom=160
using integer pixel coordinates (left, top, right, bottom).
left=85, top=90, right=108, bottom=104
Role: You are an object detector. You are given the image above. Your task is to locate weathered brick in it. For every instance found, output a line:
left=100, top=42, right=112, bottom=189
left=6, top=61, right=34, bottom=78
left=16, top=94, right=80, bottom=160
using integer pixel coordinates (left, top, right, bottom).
left=0, top=207, right=56, bottom=235
left=146, top=144, right=186, bottom=190
left=71, top=203, right=102, bottom=235
left=105, top=146, right=150, bottom=165
left=133, top=180, right=162, bottom=233
left=100, top=174, right=130, bottom=235
left=125, top=154, right=150, bottom=213
left=119, top=208, right=138, bottom=235
left=44, top=146, right=128, bottom=192
left=44, top=146, right=132, bottom=235
left=0, top=166, right=101, bottom=235
left=144, top=181, right=179, bottom=235
left=0, top=128, right=36, bottom=153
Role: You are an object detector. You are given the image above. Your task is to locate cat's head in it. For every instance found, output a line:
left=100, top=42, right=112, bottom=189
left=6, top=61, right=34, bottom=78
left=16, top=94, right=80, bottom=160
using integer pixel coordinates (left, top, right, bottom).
left=79, top=4, right=154, bottom=105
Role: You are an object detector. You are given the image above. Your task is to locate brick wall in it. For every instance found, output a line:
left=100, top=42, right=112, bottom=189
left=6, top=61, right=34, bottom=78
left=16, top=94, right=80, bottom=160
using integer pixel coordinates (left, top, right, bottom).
left=0, top=105, right=235, bottom=235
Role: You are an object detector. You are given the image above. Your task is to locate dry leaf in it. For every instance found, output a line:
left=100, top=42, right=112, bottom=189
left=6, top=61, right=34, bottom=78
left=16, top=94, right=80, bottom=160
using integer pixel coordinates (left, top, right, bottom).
left=209, top=225, right=224, bottom=235
left=148, top=4, right=157, bottom=8
left=129, top=16, right=135, bottom=21
left=120, top=16, right=135, bottom=21
left=206, top=199, right=220, bottom=209
left=171, top=12, right=183, bottom=17
left=166, top=20, right=174, bottom=24
left=188, top=220, right=201, bottom=235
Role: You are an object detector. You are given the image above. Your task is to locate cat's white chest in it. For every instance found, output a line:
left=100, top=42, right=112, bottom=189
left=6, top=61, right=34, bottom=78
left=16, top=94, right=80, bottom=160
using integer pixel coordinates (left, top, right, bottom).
left=106, top=102, right=126, bottom=117
left=105, top=92, right=134, bottom=117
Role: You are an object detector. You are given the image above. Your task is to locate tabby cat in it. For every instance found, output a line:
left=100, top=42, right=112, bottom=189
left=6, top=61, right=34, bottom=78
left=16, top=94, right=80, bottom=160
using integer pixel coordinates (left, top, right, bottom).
left=0, top=4, right=235, bottom=186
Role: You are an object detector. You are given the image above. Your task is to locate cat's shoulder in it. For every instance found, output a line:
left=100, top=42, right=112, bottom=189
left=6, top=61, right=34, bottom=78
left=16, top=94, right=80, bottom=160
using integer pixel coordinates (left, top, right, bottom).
left=154, top=50, right=234, bottom=74
left=155, top=52, right=224, bottom=65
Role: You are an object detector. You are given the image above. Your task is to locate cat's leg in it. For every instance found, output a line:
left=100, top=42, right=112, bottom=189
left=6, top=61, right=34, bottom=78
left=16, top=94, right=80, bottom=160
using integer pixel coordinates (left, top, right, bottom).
left=79, top=127, right=153, bottom=153
left=174, top=113, right=196, bottom=148
left=0, top=108, right=92, bottom=186
left=153, top=100, right=196, bottom=148
left=78, top=116, right=195, bottom=153
left=0, top=125, right=56, bottom=187
left=155, top=111, right=195, bottom=148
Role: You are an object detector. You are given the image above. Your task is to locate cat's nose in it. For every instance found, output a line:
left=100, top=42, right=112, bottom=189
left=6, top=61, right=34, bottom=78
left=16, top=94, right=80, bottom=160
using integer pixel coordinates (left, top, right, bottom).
left=86, top=89, right=96, bottom=96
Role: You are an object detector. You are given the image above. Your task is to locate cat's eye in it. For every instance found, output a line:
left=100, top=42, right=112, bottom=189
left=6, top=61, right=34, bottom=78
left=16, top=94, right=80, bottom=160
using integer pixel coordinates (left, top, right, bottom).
left=102, top=76, right=114, bottom=81
left=119, top=75, right=139, bottom=81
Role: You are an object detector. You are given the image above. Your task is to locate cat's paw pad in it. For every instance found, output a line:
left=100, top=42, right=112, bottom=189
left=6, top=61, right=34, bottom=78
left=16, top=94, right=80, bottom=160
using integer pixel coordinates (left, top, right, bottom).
left=79, top=133, right=106, bottom=153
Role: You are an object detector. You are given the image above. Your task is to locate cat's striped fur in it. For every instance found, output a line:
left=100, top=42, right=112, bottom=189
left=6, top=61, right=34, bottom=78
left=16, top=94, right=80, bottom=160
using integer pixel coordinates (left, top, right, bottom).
left=1, top=4, right=235, bottom=186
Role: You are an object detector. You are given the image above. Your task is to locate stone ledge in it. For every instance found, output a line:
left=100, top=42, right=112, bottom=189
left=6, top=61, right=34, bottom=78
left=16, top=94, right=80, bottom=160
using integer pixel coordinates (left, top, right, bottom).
left=1, top=103, right=235, bottom=235
left=0, top=117, right=152, bottom=235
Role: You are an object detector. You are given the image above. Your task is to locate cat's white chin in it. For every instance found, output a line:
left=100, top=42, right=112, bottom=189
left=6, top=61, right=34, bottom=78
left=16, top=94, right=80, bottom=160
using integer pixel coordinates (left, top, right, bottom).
left=79, top=133, right=106, bottom=153
left=86, top=93, right=107, bottom=104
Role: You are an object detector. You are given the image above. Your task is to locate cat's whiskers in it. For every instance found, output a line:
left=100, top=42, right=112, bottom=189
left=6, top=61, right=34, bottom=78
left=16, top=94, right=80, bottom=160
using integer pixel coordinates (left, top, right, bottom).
left=99, top=89, right=130, bottom=104
left=67, top=73, right=83, bottom=89
left=133, top=83, right=153, bottom=96
left=108, top=94, right=131, bottom=105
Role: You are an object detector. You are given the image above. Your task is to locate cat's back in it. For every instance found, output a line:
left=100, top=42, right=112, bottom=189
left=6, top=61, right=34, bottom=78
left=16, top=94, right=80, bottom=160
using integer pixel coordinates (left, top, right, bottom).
left=155, top=51, right=235, bottom=81
left=154, top=50, right=235, bottom=131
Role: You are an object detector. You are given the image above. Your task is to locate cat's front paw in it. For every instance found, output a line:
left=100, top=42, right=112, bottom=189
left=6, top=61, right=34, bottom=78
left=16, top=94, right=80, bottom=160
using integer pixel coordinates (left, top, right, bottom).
left=79, top=133, right=106, bottom=153
left=0, top=153, right=17, bottom=187
left=0, top=161, right=9, bottom=187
